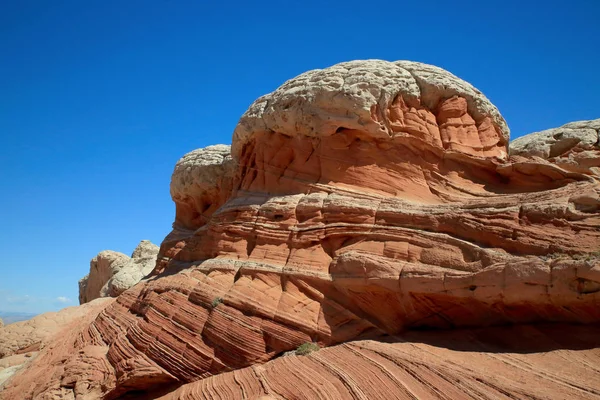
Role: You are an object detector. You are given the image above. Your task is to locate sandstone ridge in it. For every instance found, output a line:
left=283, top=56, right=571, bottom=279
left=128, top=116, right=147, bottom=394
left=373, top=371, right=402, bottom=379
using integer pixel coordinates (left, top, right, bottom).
left=2, top=60, right=599, bottom=399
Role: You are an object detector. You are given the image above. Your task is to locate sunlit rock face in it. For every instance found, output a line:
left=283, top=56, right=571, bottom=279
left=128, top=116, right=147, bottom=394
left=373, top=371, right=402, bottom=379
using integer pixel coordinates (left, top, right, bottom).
left=511, top=118, right=600, bottom=175
left=0, top=298, right=113, bottom=394
left=232, top=60, right=510, bottom=161
left=4, top=60, right=599, bottom=399
left=162, top=324, right=600, bottom=400
left=78, top=240, right=159, bottom=304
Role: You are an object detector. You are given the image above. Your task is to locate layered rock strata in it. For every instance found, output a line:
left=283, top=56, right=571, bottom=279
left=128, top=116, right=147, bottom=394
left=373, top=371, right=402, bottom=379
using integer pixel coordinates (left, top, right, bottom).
left=0, top=298, right=113, bottom=393
left=3, top=60, right=599, bottom=399
left=162, top=324, right=600, bottom=400
left=79, top=240, right=159, bottom=304
left=0, top=298, right=113, bottom=359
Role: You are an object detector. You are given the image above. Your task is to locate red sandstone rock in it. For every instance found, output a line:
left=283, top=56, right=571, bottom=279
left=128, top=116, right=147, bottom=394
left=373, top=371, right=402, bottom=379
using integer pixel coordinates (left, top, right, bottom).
left=161, top=324, right=600, bottom=400
left=2, top=60, right=599, bottom=399
left=0, top=298, right=113, bottom=359
left=0, top=298, right=112, bottom=394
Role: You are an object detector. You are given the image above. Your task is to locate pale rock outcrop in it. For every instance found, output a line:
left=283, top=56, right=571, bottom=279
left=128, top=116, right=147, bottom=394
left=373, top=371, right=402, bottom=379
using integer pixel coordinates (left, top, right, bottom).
left=0, top=353, right=38, bottom=390
left=78, top=240, right=159, bottom=304
left=170, top=145, right=236, bottom=229
left=4, top=60, right=600, bottom=399
left=0, top=354, right=36, bottom=371
left=510, top=118, right=600, bottom=174
left=233, top=59, right=509, bottom=160
left=0, top=318, right=3, bottom=328
left=78, top=251, right=129, bottom=304
left=0, top=366, right=22, bottom=390
left=154, top=144, right=236, bottom=274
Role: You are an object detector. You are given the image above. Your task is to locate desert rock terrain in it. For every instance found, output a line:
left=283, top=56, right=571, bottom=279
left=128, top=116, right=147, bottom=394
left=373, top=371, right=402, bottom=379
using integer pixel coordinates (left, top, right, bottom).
left=1, top=60, right=599, bottom=399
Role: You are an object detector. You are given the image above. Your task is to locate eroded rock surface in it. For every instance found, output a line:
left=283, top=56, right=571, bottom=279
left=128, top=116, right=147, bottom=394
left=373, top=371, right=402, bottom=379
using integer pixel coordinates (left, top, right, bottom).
left=3, top=60, right=600, bottom=399
left=233, top=60, right=509, bottom=160
left=168, top=144, right=236, bottom=232
left=510, top=118, right=600, bottom=174
left=79, top=240, right=159, bottom=304
left=162, top=324, right=600, bottom=400
left=0, top=298, right=113, bottom=359
left=0, top=298, right=113, bottom=395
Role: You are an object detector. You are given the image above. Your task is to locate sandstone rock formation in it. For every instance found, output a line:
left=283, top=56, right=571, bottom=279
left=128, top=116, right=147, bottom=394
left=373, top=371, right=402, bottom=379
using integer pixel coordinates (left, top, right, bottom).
left=233, top=60, right=509, bottom=162
left=79, top=240, right=159, bottom=304
left=0, top=298, right=113, bottom=359
left=0, top=298, right=112, bottom=392
left=2, top=60, right=599, bottom=399
left=0, top=318, right=3, bottom=328
left=162, top=324, right=600, bottom=400
left=170, top=144, right=236, bottom=230
left=511, top=119, right=600, bottom=174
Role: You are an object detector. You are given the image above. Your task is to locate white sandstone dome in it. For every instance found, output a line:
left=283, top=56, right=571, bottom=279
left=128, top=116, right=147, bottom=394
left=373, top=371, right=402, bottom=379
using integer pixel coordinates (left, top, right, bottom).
left=170, top=144, right=235, bottom=201
left=232, top=59, right=509, bottom=159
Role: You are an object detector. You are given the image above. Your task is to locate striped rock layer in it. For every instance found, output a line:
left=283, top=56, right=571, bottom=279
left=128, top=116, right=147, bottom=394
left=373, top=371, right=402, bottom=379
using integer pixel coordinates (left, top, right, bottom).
left=2, top=60, right=599, bottom=399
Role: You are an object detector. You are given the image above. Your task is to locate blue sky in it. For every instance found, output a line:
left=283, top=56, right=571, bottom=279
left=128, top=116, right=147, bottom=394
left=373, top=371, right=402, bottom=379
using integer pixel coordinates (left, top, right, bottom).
left=0, top=0, right=598, bottom=313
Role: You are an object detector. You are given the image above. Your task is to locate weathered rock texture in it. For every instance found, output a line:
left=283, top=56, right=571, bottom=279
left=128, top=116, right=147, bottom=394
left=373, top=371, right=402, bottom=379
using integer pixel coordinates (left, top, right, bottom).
left=232, top=60, right=509, bottom=160
left=162, top=324, right=600, bottom=400
left=79, top=240, right=159, bottom=304
left=0, top=298, right=113, bottom=359
left=3, top=60, right=600, bottom=399
left=511, top=119, right=600, bottom=174
left=0, top=298, right=112, bottom=392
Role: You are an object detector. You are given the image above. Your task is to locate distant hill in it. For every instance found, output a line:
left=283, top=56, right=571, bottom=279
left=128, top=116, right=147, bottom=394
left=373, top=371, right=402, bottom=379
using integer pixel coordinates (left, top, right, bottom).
left=0, top=311, right=38, bottom=325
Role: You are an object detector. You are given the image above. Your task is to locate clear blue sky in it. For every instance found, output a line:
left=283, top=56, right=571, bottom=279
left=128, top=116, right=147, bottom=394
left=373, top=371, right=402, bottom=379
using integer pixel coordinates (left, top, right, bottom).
left=1, top=0, right=598, bottom=313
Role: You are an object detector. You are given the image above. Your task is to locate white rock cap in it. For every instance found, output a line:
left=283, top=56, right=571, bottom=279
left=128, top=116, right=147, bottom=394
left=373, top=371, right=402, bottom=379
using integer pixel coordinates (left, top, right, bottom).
left=510, top=119, right=600, bottom=158
left=232, top=59, right=509, bottom=158
left=170, top=144, right=234, bottom=201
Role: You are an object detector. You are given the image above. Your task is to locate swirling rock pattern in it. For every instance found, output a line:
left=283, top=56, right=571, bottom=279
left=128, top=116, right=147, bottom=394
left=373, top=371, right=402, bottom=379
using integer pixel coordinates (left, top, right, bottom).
left=2, top=60, right=599, bottom=399
left=162, top=324, right=600, bottom=400
left=0, top=298, right=112, bottom=394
